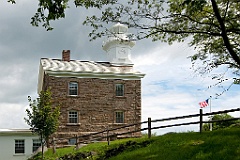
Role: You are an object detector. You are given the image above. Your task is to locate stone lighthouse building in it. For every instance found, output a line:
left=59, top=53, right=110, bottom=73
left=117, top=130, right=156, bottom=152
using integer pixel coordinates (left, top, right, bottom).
left=37, top=23, right=145, bottom=144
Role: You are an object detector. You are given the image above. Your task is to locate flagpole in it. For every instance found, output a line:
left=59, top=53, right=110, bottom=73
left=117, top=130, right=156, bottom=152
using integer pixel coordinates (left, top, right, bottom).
left=209, top=96, right=212, bottom=131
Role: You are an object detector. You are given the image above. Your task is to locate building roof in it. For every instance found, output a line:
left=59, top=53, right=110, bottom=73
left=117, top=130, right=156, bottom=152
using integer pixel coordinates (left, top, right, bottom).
left=0, top=129, right=36, bottom=136
left=38, top=58, right=145, bottom=93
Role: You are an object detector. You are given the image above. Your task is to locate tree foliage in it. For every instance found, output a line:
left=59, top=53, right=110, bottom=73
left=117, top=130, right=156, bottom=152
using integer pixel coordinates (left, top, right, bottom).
left=203, top=113, right=237, bottom=131
left=25, top=89, right=60, bottom=159
left=31, top=1, right=240, bottom=78
left=7, top=0, right=15, bottom=4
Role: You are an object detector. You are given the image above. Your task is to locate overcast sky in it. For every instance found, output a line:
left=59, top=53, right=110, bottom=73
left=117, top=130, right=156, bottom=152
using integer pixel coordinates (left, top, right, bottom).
left=0, top=1, right=239, bottom=134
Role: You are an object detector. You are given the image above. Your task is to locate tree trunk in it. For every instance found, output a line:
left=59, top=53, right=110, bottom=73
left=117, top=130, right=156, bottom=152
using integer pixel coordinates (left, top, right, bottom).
left=211, top=0, right=240, bottom=68
left=41, top=134, right=44, bottom=160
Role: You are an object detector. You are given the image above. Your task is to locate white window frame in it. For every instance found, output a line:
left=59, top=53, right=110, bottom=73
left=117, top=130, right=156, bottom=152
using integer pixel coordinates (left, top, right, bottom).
left=32, top=139, right=41, bottom=153
left=68, top=111, right=78, bottom=123
left=116, top=84, right=124, bottom=96
left=69, top=82, right=78, bottom=96
left=115, top=111, right=124, bottom=123
left=15, top=139, right=25, bottom=154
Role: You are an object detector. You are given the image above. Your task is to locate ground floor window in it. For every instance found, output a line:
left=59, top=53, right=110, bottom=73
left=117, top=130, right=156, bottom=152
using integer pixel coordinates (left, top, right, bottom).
left=69, top=111, right=78, bottom=123
left=15, top=140, right=25, bottom=154
left=68, top=138, right=77, bottom=145
left=32, top=139, right=41, bottom=152
left=115, top=111, right=124, bottom=123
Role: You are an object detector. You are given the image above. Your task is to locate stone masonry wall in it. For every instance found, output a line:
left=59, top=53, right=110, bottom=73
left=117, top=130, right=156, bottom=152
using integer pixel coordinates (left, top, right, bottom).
left=43, top=74, right=142, bottom=142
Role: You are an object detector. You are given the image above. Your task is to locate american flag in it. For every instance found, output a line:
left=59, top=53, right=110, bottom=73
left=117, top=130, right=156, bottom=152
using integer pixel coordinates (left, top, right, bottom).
left=199, top=99, right=209, bottom=108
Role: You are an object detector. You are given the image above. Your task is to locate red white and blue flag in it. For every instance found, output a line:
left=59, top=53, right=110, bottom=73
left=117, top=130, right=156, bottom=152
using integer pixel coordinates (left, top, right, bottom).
left=199, top=99, right=209, bottom=108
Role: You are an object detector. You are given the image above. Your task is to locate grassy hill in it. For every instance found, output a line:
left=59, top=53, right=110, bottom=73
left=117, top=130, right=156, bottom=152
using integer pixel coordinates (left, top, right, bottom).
left=31, top=128, right=240, bottom=160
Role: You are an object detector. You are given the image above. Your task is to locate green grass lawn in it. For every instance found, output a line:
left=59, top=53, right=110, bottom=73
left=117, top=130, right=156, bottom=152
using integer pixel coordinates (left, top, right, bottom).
left=32, top=128, right=240, bottom=160
left=109, top=129, right=240, bottom=160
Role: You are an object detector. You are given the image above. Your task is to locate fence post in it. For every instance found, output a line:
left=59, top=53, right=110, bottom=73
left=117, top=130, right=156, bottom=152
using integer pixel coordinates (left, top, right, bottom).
left=148, top=117, right=151, bottom=139
left=75, top=135, right=79, bottom=150
left=53, top=137, right=56, bottom=154
left=107, top=126, right=110, bottom=145
left=200, top=109, right=203, bottom=133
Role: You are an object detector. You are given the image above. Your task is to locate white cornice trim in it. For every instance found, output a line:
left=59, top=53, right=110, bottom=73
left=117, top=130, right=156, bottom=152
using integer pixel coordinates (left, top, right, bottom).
left=45, top=70, right=145, bottom=80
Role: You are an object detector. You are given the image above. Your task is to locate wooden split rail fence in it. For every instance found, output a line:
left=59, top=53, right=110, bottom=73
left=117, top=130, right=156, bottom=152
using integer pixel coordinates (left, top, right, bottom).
left=52, top=107, right=240, bottom=151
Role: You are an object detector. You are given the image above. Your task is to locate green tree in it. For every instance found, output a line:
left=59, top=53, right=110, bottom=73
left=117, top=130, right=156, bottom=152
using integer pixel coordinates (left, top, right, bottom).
left=25, top=89, right=60, bottom=160
left=203, top=113, right=236, bottom=131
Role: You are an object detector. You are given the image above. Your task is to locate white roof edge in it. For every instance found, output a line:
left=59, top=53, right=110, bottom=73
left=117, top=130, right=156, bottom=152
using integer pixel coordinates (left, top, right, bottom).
left=37, top=61, right=44, bottom=94
left=45, top=70, right=145, bottom=80
left=0, top=129, right=34, bottom=134
left=0, top=128, right=30, bottom=131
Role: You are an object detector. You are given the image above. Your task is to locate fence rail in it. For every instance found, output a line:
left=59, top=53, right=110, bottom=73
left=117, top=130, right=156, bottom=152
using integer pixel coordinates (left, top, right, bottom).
left=52, top=107, right=240, bottom=151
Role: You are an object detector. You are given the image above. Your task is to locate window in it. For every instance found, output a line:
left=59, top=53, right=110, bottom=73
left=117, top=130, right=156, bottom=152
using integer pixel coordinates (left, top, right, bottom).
left=69, top=111, right=78, bottom=123
left=32, top=139, right=41, bottom=152
left=115, top=111, right=124, bottom=123
left=116, top=84, right=124, bottom=96
left=69, top=82, right=78, bottom=95
left=68, top=138, right=77, bottom=145
left=15, top=140, right=25, bottom=154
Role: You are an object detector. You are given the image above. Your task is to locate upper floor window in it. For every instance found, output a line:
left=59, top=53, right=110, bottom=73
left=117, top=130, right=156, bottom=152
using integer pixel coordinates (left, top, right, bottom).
left=32, top=139, right=41, bottom=152
left=69, top=82, right=78, bottom=96
left=15, top=139, right=25, bottom=154
left=69, top=111, right=78, bottom=123
left=116, top=84, right=124, bottom=96
left=115, top=111, right=124, bottom=123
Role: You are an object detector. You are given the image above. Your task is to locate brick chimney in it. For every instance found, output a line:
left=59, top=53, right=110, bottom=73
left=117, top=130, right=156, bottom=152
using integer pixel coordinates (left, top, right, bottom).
left=62, top=50, right=70, bottom=61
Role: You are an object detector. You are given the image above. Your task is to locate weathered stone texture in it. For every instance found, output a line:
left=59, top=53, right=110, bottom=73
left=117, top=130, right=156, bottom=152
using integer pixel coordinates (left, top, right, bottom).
left=43, top=74, right=142, bottom=140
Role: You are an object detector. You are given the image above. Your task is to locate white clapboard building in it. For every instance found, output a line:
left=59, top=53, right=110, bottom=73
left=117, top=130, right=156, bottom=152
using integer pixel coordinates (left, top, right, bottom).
left=0, top=129, right=40, bottom=160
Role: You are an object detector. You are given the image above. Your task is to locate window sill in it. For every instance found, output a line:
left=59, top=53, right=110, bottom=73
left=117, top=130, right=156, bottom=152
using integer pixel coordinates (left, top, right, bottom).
left=13, top=153, right=25, bottom=156
left=113, top=123, right=127, bottom=125
left=68, top=95, right=79, bottom=97
left=115, top=96, right=126, bottom=99
left=66, top=123, right=81, bottom=126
